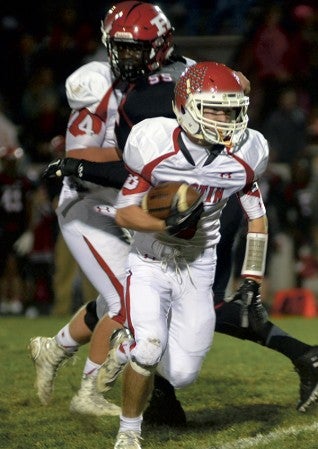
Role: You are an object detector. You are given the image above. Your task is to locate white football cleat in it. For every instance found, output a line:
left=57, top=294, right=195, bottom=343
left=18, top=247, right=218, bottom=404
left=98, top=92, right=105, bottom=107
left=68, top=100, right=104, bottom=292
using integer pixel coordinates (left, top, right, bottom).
left=69, top=375, right=121, bottom=416
left=28, top=336, right=75, bottom=405
left=97, top=328, right=133, bottom=393
left=114, top=431, right=142, bottom=449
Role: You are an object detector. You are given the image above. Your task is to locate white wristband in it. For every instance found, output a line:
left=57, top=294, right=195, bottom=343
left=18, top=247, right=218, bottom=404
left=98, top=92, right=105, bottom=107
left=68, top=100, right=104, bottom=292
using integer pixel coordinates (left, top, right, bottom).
left=241, top=232, right=268, bottom=278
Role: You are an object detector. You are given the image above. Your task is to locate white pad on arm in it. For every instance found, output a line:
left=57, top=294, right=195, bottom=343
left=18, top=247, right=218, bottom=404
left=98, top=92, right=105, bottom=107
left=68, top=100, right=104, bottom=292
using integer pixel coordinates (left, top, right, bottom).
left=241, top=232, right=268, bottom=278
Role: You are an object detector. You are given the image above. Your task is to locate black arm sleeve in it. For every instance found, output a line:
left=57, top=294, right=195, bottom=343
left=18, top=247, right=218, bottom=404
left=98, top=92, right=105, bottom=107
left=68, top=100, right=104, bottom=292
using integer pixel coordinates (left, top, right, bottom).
left=79, top=160, right=129, bottom=188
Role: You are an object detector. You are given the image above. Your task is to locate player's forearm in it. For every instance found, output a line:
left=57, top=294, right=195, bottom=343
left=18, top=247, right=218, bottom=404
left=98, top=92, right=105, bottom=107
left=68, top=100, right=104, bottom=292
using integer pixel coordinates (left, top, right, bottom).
left=247, top=214, right=268, bottom=234
left=67, top=146, right=121, bottom=162
left=74, top=160, right=128, bottom=188
left=116, top=205, right=166, bottom=232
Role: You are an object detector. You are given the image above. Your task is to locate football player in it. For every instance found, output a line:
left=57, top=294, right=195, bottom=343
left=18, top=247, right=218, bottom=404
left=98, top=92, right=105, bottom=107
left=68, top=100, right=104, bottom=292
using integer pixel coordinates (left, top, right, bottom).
left=108, top=61, right=269, bottom=449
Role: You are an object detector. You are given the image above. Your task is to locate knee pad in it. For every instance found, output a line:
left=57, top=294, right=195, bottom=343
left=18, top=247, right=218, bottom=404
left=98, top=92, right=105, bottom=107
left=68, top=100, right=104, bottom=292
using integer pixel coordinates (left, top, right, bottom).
left=169, top=370, right=197, bottom=389
left=130, top=337, right=162, bottom=376
left=84, top=300, right=98, bottom=331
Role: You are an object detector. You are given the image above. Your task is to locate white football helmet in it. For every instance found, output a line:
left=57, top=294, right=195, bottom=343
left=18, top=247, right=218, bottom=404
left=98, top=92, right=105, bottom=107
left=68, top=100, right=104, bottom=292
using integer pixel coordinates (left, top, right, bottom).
left=173, top=61, right=249, bottom=146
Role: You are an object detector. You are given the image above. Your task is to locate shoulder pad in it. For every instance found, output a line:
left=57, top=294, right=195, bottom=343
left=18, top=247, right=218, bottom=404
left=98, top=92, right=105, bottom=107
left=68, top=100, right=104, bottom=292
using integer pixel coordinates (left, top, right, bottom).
left=169, top=53, right=196, bottom=67
left=65, top=61, right=114, bottom=110
left=159, top=57, right=196, bottom=82
left=125, top=117, right=177, bottom=171
left=184, top=56, right=196, bottom=67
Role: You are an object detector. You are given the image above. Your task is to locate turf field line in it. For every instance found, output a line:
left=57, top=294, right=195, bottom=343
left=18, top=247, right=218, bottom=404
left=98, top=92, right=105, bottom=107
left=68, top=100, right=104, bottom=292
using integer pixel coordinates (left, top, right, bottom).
left=209, top=422, right=318, bottom=449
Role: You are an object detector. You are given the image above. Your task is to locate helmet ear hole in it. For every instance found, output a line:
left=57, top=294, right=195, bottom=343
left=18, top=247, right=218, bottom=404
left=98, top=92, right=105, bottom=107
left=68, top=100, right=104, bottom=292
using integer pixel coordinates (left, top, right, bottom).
left=181, top=111, right=200, bottom=135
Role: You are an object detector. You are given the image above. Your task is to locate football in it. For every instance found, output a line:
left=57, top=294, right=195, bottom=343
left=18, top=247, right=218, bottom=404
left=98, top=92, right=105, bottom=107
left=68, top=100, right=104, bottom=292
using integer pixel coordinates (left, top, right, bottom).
left=141, top=181, right=201, bottom=219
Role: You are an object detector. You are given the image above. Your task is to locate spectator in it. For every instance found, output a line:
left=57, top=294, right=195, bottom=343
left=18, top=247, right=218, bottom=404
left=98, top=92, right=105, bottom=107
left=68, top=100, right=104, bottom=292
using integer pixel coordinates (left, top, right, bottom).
left=232, top=3, right=305, bottom=127
left=204, top=0, right=257, bottom=35
left=282, top=157, right=317, bottom=285
left=290, top=3, right=318, bottom=110
left=0, top=99, right=21, bottom=150
left=24, top=181, right=57, bottom=316
left=262, top=86, right=308, bottom=164
left=21, top=66, right=66, bottom=163
left=0, top=146, right=35, bottom=314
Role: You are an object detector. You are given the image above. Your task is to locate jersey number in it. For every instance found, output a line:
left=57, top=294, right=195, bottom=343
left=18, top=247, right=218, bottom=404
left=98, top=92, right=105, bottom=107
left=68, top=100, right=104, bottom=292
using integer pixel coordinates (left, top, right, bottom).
left=68, top=110, right=102, bottom=137
left=148, top=73, right=173, bottom=85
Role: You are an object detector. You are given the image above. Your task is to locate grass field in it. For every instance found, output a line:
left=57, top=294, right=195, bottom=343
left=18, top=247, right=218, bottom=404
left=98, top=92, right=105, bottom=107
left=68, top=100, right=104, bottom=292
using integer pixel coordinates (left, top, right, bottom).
left=1, top=315, right=318, bottom=449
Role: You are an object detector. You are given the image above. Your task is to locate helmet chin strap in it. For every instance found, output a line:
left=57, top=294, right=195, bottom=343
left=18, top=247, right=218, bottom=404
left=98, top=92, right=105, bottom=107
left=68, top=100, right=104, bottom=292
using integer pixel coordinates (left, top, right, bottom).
left=189, top=136, right=211, bottom=147
left=213, top=128, right=233, bottom=147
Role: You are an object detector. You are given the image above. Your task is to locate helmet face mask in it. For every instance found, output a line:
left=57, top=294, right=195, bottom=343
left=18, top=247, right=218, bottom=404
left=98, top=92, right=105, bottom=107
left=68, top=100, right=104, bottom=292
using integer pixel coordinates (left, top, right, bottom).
left=107, top=40, right=151, bottom=80
left=101, top=1, right=174, bottom=81
left=173, top=62, right=249, bottom=146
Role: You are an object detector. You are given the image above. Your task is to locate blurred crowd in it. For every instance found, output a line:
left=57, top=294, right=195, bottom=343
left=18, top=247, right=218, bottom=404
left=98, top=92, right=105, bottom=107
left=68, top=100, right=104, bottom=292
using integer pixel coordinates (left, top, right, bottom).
left=1, top=0, right=318, bottom=316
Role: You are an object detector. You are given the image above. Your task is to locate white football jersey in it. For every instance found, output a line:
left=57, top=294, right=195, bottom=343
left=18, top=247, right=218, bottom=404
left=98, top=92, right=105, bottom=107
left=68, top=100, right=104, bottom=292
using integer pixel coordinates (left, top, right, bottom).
left=116, top=117, right=269, bottom=255
left=65, top=60, right=122, bottom=150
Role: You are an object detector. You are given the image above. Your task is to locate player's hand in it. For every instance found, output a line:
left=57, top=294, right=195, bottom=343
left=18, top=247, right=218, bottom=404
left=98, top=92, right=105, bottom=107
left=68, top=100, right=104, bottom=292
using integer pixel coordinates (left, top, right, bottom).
left=231, top=279, right=268, bottom=331
left=165, top=197, right=204, bottom=238
left=42, top=158, right=83, bottom=179
left=235, top=71, right=251, bottom=95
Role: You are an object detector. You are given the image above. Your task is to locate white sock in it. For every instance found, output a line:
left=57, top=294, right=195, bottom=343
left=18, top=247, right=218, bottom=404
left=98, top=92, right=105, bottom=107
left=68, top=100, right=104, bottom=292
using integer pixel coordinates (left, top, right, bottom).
left=119, top=415, right=143, bottom=434
left=55, top=324, right=79, bottom=353
left=83, top=357, right=101, bottom=378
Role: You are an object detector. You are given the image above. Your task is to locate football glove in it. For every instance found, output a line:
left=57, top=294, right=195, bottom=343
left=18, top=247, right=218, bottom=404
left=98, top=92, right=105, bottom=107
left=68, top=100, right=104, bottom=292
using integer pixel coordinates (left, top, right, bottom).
left=231, top=279, right=268, bottom=332
left=42, top=158, right=83, bottom=179
left=165, top=197, right=204, bottom=238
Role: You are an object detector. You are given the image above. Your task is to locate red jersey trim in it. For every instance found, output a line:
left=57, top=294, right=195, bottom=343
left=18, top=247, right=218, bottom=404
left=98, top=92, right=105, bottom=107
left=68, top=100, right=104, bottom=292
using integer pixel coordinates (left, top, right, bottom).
left=125, top=270, right=134, bottom=336
left=140, top=126, right=182, bottom=182
left=228, top=149, right=255, bottom=187
left=95, top=79, right=121, bottom=122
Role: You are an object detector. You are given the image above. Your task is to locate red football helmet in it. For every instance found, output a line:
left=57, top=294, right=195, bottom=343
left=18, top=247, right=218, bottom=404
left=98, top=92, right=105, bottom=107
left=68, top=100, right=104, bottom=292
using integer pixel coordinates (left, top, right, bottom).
left=173, top=62, right=249, bottom=146
left=101, top=1, right=174, bottom=81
